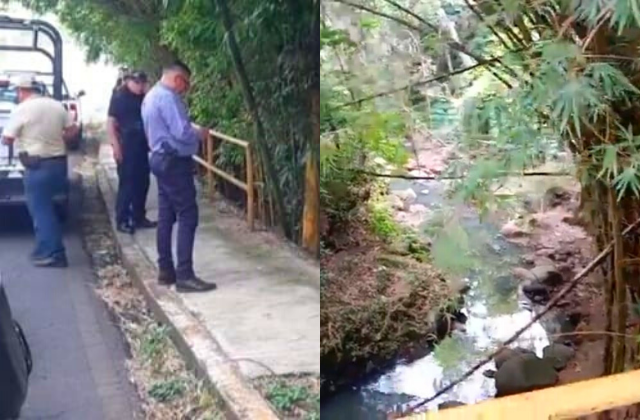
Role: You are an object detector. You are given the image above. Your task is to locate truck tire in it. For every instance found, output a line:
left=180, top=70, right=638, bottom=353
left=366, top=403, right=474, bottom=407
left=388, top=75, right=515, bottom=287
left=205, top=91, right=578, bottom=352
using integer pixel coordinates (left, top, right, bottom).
left=0, top=280, right=30, bottom=420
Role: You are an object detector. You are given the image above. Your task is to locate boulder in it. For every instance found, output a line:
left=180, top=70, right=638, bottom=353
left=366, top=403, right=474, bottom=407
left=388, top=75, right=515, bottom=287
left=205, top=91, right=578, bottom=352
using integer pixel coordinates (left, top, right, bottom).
left=494, top=353, right=558, bottom=397
left=500, top=221, right=527, bottom=238
left=394, top=188, right=417, bottom=207
left=522, top=282, right=550, bottom=304
left=438, top=401, right=465, bottom=410
left=542, top=343, right=576, bottom=370
left=529, top=265, right=563, bottom=287
left=543, top=186, right=572, bottom=209
left=388, top=194, right=405, bottom=211
left=494, top=347, right=534, bottom=370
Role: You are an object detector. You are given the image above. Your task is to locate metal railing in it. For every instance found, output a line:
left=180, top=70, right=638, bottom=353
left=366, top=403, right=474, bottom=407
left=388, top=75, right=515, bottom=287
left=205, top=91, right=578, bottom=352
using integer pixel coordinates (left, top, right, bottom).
left=403, top=369, right=640, bottom=419
left=192, top=129, right=255, bottom=229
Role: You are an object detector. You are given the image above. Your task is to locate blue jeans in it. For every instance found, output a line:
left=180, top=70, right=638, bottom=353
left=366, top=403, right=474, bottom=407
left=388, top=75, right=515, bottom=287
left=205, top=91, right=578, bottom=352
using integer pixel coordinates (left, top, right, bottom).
left=149, top=153, right=198, bottom=280
left=24, top=158, right=68, bottom=260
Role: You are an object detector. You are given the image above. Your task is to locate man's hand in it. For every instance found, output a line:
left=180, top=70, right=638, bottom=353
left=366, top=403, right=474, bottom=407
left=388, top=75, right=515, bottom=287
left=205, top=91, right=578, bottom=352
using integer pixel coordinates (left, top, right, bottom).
left=112, top=143, right=123, bottom=163
left=199, top=126, right=210, bottom=141
left=192, top=123, right=210, bottom=141
left=63, top=124, right=80, bottom=142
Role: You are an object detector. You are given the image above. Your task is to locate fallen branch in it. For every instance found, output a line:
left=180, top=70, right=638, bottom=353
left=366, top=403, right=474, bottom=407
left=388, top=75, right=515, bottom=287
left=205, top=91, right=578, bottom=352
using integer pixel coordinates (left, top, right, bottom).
left=399, top=217, right=640, bottom=415
left=357, top=169, right=573, bottom=180
left=331, top=59, right=499, bottom=110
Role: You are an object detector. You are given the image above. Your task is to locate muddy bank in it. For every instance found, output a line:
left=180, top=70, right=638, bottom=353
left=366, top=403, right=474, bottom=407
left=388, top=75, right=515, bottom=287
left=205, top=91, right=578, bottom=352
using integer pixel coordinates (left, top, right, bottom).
left=320, top=231, right=467, bottom=395
left=321, top=208, right=466, bottom=399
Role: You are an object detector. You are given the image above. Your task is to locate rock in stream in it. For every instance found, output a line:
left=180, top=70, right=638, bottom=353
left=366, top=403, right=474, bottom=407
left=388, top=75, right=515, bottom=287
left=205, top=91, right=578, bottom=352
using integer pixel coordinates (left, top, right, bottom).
left=494, top=353, right=558, bottom=397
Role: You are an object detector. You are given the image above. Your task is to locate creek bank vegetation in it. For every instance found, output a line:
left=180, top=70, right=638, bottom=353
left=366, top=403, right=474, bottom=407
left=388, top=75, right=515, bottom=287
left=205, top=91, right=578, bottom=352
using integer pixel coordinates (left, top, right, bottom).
left=320, top=25, right=467, bottom=392
left=321, top=0, right=640, bottom=416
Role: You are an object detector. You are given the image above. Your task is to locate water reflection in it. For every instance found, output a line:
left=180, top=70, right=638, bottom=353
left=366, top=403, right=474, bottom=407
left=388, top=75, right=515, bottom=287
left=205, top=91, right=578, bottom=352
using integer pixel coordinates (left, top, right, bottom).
left=370, top=306, right=549, bottom=410
left=320, top=177, right=551, bottom=418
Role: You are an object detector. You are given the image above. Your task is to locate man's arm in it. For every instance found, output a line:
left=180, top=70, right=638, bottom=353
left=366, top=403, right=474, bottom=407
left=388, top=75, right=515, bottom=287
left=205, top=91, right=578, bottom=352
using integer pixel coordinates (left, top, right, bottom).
left=61, top=106, right=80, bottom=140
left=160, top=94, right=204, bottom=148
left=105, top=117, right=122, bottom=162
left=105, top=94, right=123, bottom=162
left=2, top=107, right=24, bottom=146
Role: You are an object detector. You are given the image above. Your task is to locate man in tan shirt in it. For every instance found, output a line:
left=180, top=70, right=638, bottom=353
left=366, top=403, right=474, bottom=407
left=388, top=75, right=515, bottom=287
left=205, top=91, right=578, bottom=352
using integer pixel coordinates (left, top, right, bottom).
left=1, top=74, right=78, bottom=268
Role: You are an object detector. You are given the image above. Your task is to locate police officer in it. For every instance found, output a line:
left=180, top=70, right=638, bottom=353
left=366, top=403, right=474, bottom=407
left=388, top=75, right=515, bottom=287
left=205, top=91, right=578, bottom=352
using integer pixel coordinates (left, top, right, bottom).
left=107, top=70, right=157, bottom=234
left=2, top=74, right=79, bottom=268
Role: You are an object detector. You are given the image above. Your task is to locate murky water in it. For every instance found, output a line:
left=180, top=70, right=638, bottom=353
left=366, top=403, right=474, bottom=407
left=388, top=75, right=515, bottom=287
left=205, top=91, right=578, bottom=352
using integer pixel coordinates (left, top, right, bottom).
left=321, top=176, right=552, bottom=419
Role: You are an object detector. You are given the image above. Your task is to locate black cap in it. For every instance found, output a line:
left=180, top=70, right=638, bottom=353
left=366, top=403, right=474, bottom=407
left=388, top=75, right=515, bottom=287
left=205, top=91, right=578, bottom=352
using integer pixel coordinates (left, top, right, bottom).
left=123, top=70, right=147, bottom=82
left=130, top=71, right=148, bottom=83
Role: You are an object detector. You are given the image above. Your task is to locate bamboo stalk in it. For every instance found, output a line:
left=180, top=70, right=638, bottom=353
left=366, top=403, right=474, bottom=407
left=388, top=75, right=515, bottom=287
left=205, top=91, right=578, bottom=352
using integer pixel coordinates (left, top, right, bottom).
left=246, top=146, right=255, bottom=230
left=609, top=188, right=627, bottom=374
left=206, top=135, right=214, bottom=197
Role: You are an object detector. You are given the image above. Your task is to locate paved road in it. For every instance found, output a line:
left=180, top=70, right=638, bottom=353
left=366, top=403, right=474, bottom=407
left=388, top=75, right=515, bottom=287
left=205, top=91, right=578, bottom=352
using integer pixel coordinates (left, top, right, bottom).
left=0, top=178, right=140, bottom=419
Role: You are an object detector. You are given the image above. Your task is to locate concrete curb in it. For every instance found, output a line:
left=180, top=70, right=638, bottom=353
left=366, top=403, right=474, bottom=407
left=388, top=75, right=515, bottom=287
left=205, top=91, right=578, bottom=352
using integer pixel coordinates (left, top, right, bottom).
left=95, top=164, right=280, bottom=420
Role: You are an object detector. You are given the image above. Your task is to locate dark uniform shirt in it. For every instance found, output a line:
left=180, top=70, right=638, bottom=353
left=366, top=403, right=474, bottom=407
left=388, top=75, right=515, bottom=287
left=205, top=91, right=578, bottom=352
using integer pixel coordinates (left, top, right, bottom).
left=108, top=88, right=144, bottom=134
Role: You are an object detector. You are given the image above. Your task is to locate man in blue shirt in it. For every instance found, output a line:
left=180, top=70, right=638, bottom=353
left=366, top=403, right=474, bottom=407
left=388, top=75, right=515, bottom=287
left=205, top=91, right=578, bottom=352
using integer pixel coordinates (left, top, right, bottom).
left=142, top=61, right=216, bottom=293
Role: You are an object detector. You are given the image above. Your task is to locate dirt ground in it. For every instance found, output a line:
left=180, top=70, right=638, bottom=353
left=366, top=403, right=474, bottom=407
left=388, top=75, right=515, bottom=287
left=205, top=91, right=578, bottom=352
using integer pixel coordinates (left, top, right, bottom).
left=504, top=184, right=607, bottom=384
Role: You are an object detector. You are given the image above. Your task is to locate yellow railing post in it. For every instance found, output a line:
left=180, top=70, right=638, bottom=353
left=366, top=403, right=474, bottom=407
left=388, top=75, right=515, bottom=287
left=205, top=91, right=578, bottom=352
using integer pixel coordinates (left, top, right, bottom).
left=192, top=126, right=256, bottom=230
left=404, top=368, right=640, bottom=420
left=206, top=135, right=214, bottom=196
left=246, top=146, right=255, bottom=230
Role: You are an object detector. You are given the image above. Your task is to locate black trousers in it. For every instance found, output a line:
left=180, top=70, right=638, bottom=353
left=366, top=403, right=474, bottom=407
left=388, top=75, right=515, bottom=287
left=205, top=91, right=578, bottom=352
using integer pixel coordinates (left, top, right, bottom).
left=150, top=154, right=198, bottom=280
left=116, top=134, right=150, bottom=225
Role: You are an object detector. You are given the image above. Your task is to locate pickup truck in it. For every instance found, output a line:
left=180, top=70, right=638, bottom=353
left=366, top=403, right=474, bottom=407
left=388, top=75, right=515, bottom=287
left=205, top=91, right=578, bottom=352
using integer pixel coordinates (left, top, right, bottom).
left=0, top=79, right=68, bottom=220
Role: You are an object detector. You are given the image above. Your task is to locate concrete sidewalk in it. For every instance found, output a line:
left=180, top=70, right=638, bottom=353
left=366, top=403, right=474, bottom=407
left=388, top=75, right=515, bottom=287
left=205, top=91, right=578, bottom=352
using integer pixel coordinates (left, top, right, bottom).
left=97, top=144, right=319, bottom=418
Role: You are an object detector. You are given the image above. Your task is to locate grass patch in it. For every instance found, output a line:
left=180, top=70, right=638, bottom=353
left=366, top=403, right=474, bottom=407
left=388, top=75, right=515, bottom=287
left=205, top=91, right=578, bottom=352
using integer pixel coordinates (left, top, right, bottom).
left=254, top=375, right=319, bottom=420
left=149, top=377, right=188, bottom=403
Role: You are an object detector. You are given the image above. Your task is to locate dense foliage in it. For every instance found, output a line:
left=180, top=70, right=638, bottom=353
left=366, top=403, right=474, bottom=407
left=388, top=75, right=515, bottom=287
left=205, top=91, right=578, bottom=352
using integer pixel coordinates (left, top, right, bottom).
left=14, top=0, right=318, bottom=245
left=324, top=0, right=640, bottom=384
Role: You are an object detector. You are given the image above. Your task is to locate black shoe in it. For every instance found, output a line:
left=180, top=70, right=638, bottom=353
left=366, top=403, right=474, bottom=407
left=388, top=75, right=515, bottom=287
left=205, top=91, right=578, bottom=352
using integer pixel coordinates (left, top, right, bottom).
left=117, top=222, right=135, bottom=235
left=158, top=270, right=177, bottom=286
left=33, top=256, right=68, bottom=268
left=135, top=218, right=158, bottom=229
left=176, top=277, right=217, bottom=293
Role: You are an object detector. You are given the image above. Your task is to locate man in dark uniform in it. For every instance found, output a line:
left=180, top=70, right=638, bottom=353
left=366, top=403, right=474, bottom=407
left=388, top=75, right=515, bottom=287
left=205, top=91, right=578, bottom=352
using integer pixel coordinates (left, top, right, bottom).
left=107, top=71, right=157, bottom=234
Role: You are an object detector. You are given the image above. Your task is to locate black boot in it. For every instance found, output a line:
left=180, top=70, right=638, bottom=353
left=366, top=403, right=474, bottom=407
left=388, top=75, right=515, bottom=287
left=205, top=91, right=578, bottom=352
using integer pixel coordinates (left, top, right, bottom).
left=158, top=270, right=176, bottom=286
left=135, top=218, right=158, bottom=229
left=176, top=276, right=217, bottom=293
left=117, top=222, right=135, bottom=235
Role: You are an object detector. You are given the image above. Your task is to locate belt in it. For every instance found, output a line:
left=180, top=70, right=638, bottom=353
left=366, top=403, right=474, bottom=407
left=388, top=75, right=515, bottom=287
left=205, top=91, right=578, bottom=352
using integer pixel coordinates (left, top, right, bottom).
left=39, top=155, right=67, bottom=161
left=153, top=150, right=191, bottom=160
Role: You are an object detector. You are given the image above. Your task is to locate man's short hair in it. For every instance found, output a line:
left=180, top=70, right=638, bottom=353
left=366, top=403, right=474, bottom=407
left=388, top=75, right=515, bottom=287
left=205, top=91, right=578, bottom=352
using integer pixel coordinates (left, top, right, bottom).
left=163, top=60, right=192, bottom=76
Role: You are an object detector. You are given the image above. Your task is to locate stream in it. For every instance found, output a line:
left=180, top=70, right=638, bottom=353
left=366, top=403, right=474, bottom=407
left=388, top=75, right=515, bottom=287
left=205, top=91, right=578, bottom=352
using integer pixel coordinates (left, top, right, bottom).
left=320, top=174, right=558, bottom=419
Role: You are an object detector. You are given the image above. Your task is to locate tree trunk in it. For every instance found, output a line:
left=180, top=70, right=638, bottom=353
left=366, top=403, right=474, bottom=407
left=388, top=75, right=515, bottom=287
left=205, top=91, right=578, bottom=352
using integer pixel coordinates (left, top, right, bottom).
left=302, top=89, right=320, bottom=256
left=213, top=0, right=290, bottom=238
left=302, top=0, right=320, bottom=256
